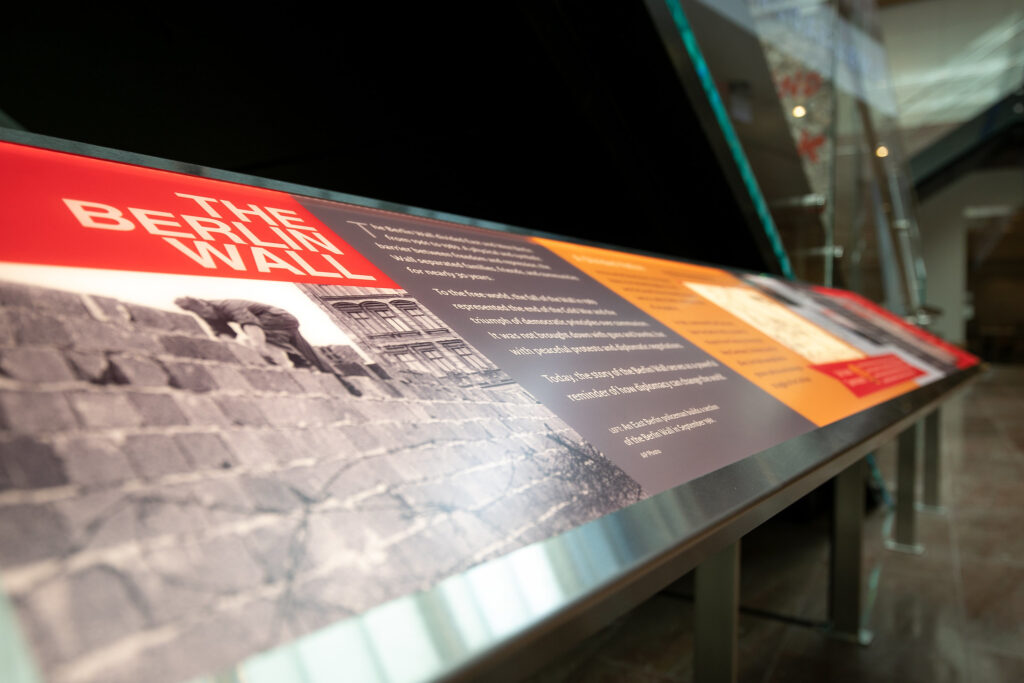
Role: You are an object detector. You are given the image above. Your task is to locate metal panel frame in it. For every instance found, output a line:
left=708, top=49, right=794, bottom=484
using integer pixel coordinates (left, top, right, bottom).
left=437, top=369, right=978, bottom=682
left=0, top=129, right=983, bottom=682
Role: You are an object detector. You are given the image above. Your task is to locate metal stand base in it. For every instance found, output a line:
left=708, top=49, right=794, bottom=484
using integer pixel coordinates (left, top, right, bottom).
left=694, top=541, right=739, bottom=683
left=892, top=423, right=922, bottom=551
left=884, top=539, right=925, bottom=555
left=824, top=626, right=875, bottom=646
left=922, top=409, right=941, bottom=508
left=829, top=458, right=870, bottom=644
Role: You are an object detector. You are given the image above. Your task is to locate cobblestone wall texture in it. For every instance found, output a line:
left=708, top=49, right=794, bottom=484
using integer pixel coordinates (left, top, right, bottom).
left=0, top=280, right=642, bottom=683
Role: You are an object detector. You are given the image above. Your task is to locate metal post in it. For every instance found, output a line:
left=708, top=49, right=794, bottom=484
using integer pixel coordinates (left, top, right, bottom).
left=887, top=422, right=924, bottom=553
left=694, top=541, right=739, bottom=683
left=921, top=409, right=942, bottom=510
left=829, top=458, right=873, bottom=644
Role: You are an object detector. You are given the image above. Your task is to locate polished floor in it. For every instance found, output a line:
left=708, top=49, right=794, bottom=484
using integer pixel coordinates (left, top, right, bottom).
left=531, top=364, right=1024, bottom=682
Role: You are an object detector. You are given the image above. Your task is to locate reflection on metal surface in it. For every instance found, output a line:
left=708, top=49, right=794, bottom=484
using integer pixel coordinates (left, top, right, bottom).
left=793, top=245, right=844, bottom=257
left=198, top=369, right=980, bottom=683
left=963, top=205, right=1015, bottom=219
left=213, top=508, right=697, bottom=683
left=770, top=193, right=826, bottom=209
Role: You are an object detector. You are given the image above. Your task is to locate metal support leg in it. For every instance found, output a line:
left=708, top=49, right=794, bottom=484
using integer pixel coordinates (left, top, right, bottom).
left=921, top=409, right=942, bottom=510
left=829, top=458, right=873, bottom=645
left=694, top=541, right=739, bottom=683
left=887, top=422, right=924, bottom=554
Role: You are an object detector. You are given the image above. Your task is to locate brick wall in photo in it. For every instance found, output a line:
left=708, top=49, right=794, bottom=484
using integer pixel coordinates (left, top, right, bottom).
left=0, top=279, right=642, bottom=683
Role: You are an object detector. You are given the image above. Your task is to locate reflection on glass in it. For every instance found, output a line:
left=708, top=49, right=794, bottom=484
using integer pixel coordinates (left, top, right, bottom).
left=732, top=0, right=929, bottom=317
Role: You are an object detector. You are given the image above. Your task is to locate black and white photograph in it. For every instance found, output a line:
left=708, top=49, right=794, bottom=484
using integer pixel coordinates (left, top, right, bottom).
left=0, top=265, right=644, bottom=683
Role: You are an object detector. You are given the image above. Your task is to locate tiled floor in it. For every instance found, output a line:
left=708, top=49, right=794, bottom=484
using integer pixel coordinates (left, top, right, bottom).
left=531, top=364, right=1024, bottom=682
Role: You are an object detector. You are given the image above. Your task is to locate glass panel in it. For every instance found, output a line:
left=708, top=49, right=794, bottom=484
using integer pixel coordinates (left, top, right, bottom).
left=682, top=0, right=929, bottom=317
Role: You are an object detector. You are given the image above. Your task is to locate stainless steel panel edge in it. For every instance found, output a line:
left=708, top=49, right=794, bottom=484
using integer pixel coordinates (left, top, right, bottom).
left=436, top=366, right=982, bottom=682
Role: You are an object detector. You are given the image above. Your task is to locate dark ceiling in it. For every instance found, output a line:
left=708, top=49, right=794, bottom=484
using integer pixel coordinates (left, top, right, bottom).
left=0, top=4, right=779, bottom=274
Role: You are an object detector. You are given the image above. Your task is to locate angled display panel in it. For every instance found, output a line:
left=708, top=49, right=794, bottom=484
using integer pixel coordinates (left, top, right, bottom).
left=0, top=138, right=978, bottom=683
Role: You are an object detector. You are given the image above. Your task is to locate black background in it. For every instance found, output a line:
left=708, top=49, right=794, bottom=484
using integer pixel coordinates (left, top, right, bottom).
left=1, top=4, right=774, bottom=273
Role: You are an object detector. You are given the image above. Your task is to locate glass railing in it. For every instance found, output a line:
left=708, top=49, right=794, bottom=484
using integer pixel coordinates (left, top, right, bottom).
left=677, top=0, right=928, bottom=319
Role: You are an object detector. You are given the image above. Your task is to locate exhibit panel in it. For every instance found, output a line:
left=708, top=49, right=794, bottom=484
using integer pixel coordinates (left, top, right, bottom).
left=0, top=138, right=978, bottom=683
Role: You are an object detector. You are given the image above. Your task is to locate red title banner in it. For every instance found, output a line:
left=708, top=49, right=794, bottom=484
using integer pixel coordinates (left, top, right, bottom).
left=812, top=286, right=978, bottom=370
left=810, top=354, right=926, bottom=397
left=0, top=141, right=396, bottom=287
